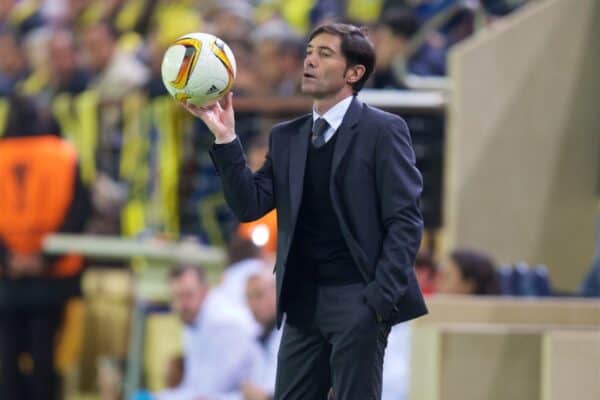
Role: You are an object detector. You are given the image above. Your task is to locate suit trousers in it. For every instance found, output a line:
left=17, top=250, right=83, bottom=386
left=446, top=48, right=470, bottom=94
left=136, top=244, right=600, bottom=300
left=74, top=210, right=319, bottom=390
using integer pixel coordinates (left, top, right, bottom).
left=275, top=283, right=391, bottom=400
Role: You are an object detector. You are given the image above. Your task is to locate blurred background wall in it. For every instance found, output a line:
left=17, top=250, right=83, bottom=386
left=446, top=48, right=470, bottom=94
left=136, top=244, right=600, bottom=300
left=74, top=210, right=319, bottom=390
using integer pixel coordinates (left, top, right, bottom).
left=444, top=0, right=600, bottom=291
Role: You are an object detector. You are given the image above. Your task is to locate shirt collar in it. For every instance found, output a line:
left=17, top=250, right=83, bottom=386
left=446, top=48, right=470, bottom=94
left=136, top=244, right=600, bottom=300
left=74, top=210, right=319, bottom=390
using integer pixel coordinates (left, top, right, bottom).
left=312, top=95, right=354, bottom=132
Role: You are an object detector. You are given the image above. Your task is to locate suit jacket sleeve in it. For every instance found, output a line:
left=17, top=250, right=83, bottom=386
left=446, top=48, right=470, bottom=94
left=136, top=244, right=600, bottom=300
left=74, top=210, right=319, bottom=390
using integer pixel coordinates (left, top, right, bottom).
left=209, top=137, right=275, bottom=222
left=363, top=116, right=424, bottom=321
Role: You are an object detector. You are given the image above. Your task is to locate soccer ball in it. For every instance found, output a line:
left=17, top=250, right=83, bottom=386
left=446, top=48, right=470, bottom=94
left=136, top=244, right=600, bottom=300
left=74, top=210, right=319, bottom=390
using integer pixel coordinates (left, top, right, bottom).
left=161, top=32, right=236, bottom=106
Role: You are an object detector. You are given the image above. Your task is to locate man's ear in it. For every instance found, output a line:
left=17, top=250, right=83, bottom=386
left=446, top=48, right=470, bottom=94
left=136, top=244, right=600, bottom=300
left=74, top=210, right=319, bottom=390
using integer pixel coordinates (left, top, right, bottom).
left=345, top=64, right=366, bottom=84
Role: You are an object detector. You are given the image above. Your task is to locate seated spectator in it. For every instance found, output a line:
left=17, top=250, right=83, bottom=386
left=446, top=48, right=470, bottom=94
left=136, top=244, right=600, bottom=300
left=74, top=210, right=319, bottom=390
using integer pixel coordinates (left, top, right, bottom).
left=437, top=248, right=500, bottom=295
left=154, top=265, right=259, bottom=400
left=207, top=232, right=268, bottom=335
left=414, top=249, right=438, bottom=295
left=240, top=270, right=281, bottom=400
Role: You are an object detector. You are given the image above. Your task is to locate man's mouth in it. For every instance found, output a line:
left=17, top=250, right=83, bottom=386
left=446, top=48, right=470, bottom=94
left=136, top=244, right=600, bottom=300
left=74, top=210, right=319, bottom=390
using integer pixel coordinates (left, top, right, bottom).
left=303, top=72, right=316, bottom=79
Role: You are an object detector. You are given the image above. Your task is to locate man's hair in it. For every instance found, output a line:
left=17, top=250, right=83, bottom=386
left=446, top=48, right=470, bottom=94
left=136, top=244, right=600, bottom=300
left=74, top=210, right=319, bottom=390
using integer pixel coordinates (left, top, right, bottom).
left=450, top=248, right=500, bottom=295
left=308, top=23, right=375, bottom=94
left=168, top=264, right=207, bottom=283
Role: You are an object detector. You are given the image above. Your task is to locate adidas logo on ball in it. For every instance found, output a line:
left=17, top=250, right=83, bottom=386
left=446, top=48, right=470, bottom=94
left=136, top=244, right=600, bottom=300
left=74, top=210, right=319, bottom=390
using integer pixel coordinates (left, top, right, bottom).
left=206, top=85, right=219, bottom=95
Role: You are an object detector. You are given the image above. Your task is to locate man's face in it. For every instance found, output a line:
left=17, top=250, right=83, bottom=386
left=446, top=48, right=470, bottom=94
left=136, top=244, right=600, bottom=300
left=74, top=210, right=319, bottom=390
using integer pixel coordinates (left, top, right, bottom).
left=82, top=25, right=115, bottom=73
left=437, top=260, right=473, bottom=295
left=373, top=26, right=406, bottom=70
left=49, top=34, right=76, bottom=77
left=255, top=39, right=284, bottom=89
left=246, top=275, right=276, bottom=326
left=301, top=33, right=350, bottom=98
left=169, top=270, right=207, bottom=325
left=0, top=34, right=24, bottom=76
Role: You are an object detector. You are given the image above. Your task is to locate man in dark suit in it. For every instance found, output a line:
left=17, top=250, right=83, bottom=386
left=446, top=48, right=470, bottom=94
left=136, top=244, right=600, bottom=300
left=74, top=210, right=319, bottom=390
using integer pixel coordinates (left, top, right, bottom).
left=183, top=23, right=426, bottom=400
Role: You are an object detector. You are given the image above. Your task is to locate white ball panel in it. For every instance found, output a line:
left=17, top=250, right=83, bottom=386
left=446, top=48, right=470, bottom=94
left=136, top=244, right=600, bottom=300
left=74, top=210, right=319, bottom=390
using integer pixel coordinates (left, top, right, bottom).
left=161, top=32, right=237, bottom=106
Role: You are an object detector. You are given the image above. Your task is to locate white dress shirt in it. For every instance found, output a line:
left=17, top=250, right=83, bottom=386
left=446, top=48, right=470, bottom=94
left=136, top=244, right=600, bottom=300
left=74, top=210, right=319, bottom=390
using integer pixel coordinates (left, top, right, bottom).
left=155, top=293, right=259, bottom=400
left=222, top=324, right=282, bottom=400
left=312, top=95, right=354, bottom=143
left=252, top=326, right=282, bottom=395
left=382, top=324, right=412, bottom=400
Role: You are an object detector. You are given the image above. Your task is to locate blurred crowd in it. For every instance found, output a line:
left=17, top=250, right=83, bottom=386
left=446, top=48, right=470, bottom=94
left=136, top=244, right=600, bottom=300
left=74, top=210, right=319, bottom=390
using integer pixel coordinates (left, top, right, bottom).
left=0, top=0, right=526, bottom=244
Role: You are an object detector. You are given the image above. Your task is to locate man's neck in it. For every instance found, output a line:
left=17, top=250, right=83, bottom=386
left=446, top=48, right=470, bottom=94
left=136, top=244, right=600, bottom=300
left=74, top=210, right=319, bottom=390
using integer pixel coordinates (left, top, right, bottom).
left=313, top=89, right=354, bottom=115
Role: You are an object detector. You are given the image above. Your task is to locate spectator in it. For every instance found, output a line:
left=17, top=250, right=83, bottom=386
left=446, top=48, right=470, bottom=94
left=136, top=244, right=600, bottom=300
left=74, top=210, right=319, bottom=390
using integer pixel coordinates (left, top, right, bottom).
left=81, top=22, right=149, bottom=234
left=437, top=248, right=500, bottom=295
left=205, top=0, right=254, bottom=42
left=228, top=38, right=260, bottom=96
left=251, top=21, right=304, bottom=96
left=46, top=28, right=90, bottom=96
left=0, top=30, right=29, bottom=96
left=274, top=37, right=305, bottom=96
left=0, top=93, right=89, bottom=400
left=371, top=9, right=419, bottom=89
left=23, top=28, right=90, bottom=111
left=81, top=21, right=149, bottom=101
left=207, top=232, right=267, bottom=335
left=155, top=265, right=258, bottom=400
left=239, top=270, right=281, bottom=400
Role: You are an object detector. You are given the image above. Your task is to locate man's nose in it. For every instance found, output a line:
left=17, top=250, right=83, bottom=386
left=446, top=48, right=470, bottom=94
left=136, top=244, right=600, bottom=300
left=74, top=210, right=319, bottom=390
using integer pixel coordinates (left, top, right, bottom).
left=304, top=54, right=317, bottom=68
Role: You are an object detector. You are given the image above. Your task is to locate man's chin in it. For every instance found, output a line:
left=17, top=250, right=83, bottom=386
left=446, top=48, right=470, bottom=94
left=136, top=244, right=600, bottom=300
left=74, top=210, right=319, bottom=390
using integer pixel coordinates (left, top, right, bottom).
left=301, top=85, right=325, bottom=98
left=300, top=84, right=315, bottom=95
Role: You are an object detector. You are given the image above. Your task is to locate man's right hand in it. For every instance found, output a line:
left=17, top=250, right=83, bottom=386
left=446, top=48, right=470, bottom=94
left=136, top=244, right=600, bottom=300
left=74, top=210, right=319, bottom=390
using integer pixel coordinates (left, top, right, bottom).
left=180, top=92, right=237, bottom=144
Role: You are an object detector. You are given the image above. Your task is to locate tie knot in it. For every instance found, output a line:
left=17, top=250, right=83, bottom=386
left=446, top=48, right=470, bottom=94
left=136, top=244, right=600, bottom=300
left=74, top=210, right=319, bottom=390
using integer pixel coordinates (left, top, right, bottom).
left=312, top=118, right=329, bottom=148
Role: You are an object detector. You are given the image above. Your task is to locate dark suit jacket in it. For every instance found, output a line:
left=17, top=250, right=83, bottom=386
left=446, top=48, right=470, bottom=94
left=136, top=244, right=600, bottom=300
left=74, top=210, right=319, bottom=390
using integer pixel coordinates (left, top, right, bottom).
left=210, top=97, right=427, bottom=326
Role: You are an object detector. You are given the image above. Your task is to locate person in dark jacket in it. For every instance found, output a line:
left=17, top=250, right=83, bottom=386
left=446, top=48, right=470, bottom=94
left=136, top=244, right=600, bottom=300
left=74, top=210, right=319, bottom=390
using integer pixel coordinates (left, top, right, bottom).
left=182, top=23, right=425, bottom=400
left=0, top=93, right=90, bottom=400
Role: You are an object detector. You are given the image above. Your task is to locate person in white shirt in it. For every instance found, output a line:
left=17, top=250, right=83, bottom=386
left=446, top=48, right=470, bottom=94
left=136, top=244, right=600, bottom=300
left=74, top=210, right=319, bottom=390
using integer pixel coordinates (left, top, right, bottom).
left=240, top=270, right=282, bottom=400
left=155, top=265, right=259, bottom=400
left=206, top=232, right=268, bottom=336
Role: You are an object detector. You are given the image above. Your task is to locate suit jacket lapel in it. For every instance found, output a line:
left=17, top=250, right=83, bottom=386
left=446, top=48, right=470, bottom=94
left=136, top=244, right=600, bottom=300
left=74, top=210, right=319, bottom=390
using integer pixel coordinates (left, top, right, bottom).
left=288, top=116, right=312, bottom=225
left=330, top=97, right=363, bottom=184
